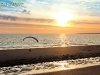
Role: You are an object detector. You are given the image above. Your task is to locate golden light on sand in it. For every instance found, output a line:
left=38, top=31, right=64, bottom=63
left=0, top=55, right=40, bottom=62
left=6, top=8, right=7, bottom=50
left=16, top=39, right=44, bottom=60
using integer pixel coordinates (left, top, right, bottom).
left=55, top=11, right=73, bottom=27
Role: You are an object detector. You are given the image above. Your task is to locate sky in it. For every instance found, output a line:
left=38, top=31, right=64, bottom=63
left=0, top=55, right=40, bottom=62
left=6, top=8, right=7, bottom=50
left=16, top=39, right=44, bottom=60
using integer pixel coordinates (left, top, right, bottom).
left=0, top=0, right=100, bottom=34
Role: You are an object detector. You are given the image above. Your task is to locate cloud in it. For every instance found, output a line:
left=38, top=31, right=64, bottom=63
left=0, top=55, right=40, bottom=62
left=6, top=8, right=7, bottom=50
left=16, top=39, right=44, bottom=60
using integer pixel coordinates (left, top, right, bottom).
left=0, top=15, right=17, bottom=21
left=0, top=0, right=100, bottom=20
left=22, top=9, right=30, bottom=15
left=0, top=21, right=58, bottom=28
left=70, top=20, right=100, bottom=25
left=0, top=14, right=55, bottom=22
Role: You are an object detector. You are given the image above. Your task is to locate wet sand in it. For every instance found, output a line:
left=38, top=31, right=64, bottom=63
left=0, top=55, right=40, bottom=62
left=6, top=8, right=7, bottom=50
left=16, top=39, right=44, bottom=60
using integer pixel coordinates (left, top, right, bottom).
left=35, top=65, right=100, bottom=75
left=0, top=45, right=100, bottom=66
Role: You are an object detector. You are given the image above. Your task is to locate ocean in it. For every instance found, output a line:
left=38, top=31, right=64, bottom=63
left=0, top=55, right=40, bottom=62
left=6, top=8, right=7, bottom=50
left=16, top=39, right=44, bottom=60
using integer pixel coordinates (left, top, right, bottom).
left=0, top=34, right=100, bottom=50
left=0, top=34, right=100, bottom=75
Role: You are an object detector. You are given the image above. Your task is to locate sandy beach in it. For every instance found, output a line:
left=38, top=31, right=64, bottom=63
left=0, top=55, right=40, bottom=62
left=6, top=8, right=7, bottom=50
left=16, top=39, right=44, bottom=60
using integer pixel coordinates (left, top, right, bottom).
left=0, top=45, right=100, bottom=67
left=35, top=65, right=100, bottom=75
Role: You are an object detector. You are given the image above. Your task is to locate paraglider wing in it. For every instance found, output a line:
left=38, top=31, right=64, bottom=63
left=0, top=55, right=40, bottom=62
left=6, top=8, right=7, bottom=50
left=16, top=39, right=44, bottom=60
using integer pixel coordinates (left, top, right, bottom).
left=23, top=36, right=38, bottom=42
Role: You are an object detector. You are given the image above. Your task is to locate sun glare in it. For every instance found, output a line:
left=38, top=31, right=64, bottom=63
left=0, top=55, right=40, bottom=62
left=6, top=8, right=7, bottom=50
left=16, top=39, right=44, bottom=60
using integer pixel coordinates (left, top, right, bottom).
left=55, top=11, right=73, bottom=27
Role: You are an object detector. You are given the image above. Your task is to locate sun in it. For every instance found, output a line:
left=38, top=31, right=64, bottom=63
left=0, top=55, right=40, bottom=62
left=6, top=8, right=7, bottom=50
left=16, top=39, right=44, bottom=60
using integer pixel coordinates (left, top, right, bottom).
left=55, top=11, right=73, bottom=27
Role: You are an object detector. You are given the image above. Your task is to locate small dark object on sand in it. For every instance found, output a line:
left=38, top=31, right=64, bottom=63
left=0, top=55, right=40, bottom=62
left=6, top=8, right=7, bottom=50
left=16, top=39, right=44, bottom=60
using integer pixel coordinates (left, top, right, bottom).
left=29, top=49, right=31, bottom=52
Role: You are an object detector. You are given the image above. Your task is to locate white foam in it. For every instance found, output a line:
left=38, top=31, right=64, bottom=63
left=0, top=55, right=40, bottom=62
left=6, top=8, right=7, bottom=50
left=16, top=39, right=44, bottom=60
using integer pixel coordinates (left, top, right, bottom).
left=0, top=57, right=100, bottom=75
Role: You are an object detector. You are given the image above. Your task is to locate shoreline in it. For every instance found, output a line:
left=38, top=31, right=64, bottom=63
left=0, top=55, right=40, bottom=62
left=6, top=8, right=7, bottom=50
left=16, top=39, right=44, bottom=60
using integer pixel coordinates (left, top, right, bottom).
left=34, top=65, right=100, bottom=75
left=0, top=45, right=100, bottom=67
left=0, top=44, right=98, bottom=50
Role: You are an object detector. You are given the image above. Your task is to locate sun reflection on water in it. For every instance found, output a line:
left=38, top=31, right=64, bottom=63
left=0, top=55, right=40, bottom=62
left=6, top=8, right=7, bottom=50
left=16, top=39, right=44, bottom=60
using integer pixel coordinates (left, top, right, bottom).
left=60, top=62, right=69, bottom=70
left=1, top=57, right=100, bottom=75
left=58, top=34, right=68, bottom=47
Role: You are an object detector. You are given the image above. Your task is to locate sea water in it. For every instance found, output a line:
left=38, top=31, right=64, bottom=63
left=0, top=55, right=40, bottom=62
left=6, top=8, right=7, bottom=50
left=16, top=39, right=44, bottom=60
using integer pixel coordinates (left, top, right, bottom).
left=0, top=34, right=100, bottom=74
left=0, top=57, right=100, bottom=75
left=0, top=34, right=100, bottom=50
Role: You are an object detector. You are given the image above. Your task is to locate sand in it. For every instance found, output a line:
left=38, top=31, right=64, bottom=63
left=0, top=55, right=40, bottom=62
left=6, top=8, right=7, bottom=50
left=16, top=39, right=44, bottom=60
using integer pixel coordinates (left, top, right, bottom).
left=0, top=45, right=100, bottom=66
left=35, top=65, right=100, bottom=75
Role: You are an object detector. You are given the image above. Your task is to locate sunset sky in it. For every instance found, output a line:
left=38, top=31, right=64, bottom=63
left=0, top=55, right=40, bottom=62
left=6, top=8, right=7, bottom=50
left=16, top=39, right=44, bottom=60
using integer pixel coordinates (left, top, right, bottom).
left=0, top=0, right=100, bottom=34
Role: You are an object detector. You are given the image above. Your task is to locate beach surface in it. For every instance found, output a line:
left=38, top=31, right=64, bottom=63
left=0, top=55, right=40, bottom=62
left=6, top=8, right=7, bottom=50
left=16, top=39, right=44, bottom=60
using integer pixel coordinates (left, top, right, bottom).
left=35, top=65, right=100, bottom=75
left=0, top=45, right=100, bottom=66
